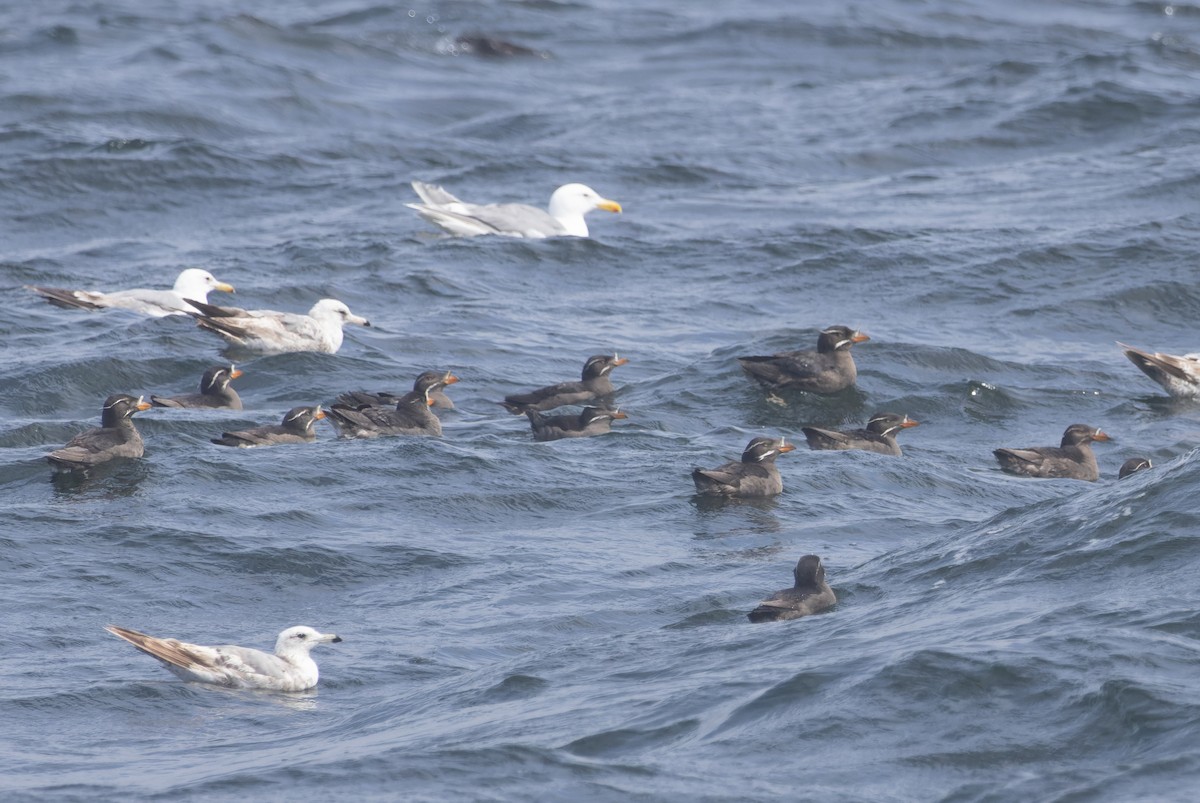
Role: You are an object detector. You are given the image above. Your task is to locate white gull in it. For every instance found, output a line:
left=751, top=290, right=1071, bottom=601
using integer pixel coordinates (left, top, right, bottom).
left=407, top=181, right=621, bottom=238
left=27, top=268, right=235, bottom=317
left=187, top=297, right=370, bottom=354
left=105, top=624, right=341, bottom=691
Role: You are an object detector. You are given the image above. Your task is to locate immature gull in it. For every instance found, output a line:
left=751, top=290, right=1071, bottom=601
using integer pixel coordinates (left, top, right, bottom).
left=1118, top=342, right=1200, bottom=398
left=47, top=394, right=152, bottom=472
left=407, top=181, right=621, bottom=238
left=27, top=268, right=235, bottom=317
left=692, top=436, right=795, bottom=498
left=186, top=298, right=370, bottom=354
left=105, top=624, right=341, bottom=691
left=501, top=354, right=627, bottom=414
left=211, top=405, right=325, bottom=447
left=151, top=365, right=244, bottom=409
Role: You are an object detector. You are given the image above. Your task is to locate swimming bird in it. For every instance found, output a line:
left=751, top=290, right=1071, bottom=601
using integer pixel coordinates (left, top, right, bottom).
left=334, top=375, right=456, bottom=411
left=211, top=405, right=325, bottom=447
left=526, top=407, right=627, bottom=442
left=151, top=365, right=244, bottom=410
left=801, top=412, right=920, bottom=457
left=993, top=424, right=1111, bottom=482
left=501, top=354, right=627, bottom=414
left=747, top=555, right=837, bottom=623
left=104, top=624, right=341, bottom=691
left=692, top=436, right=795, bottom=498
left=27, top=268, right=234, bottom=317
left=1118, top=342, right=1200, bottom=398
left=326, top=371, right=457, bottom=438
left=186, top=298, right=370, bottom=354
left=453, top=34, right=545, bottom=58
left=407, top=181, right=621, bottom=238
left=1119, top=457, right=1153, bottom=479
left=738, top=325, right=869, bottom=393
left=47, top=394, right=152, bottom=471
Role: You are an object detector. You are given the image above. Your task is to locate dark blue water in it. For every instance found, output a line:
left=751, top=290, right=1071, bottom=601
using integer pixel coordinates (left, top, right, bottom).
left=5, top=1, right=1200, bottom=799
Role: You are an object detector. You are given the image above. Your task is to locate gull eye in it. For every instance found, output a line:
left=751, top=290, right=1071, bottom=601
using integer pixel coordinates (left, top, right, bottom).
left=295, top=632, right=307, bottom=640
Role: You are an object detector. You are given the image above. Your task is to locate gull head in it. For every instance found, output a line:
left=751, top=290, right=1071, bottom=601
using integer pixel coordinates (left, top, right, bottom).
left=275, top=625, right=342, bottom=657
left=174, top=268, right=235, bottom=299
left=309, top=299, right=371, bottom=328
left=549, top=183, right=622, bottom=217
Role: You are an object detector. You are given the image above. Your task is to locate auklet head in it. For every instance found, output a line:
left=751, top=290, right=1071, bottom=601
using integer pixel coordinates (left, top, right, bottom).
left=582, top=354, right=629, bottom=380
left=412, top=370, right=459, bottom=405
left=282, top=405, right=325, bottom=434
left=793, top=555, right=826, bottom=588
left=816, top=325, right=870, bottom=353
left=1119, top=457, right=1152, bottom=479
left=865, top=412, right=920, bottom=437
left=741, top=436, right=795, bottom=463
left=1061, top=424, right=1110, bottom=447
left=200, top=365, right=243, bottom=394
left=100, top=394, right=152, bottom=427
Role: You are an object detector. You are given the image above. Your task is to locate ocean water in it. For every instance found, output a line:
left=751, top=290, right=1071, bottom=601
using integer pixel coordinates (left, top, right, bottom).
left=4, top=0, right=1200, bottom=799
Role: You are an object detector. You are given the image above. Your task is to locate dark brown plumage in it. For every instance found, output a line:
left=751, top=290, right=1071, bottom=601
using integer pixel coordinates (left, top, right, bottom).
left=333, top=385, right=455, bottom=411
left=212, top=405, right=325, bottom=447
left=692, top=436, right=795, bottom=498
left=47, top=394, right=152, bottom=471
left=747, top=555, right=837, bottom=623
left=801, top=412, right=919, bottom=457
left=738, top=325, right=869, bottom=393
left=326, top=371, right=457, bottom=438
left=151, top=365, right=244, bottom=409
left=993, top=424, right=1110, bottom=482
left=501, top=354, right=627, bottom=414
left=526, top=407, right=627, bottom=442
left=1118, top=457, right=1152, bottom=479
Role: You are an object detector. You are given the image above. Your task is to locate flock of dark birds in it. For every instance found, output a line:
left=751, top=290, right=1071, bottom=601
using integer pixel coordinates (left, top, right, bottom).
left=23, top=181, right=1191, bottom=687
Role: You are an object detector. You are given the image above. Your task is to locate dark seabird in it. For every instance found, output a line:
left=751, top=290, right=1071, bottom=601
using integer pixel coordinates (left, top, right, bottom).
left=211, top=405, right=325, bottom=448
left=747, top=555, right=837, bottom=623
left=1118, top=342, right=1200, bottom=398
left=334, top=378, right=455, bottom=411
left=47, top=394, right=152, bottom=471
left=151, top=365, right=244, bottom=410
left=993, top=424, right=1111, bottom=482
left=326, top=371, right=457, bottom=438
left=738, top=325, right=869, bottom=393
left=454, top=34, right=544, bottom=58
left=801, top=412, right=920, bottom=457
left=526, top=407, right=628, bottom=442
left=692, top=436, right=795, bottom=498
left=1118, top=457, right=1153, bottom=479
left=501, top=354, right=628, bottom=414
